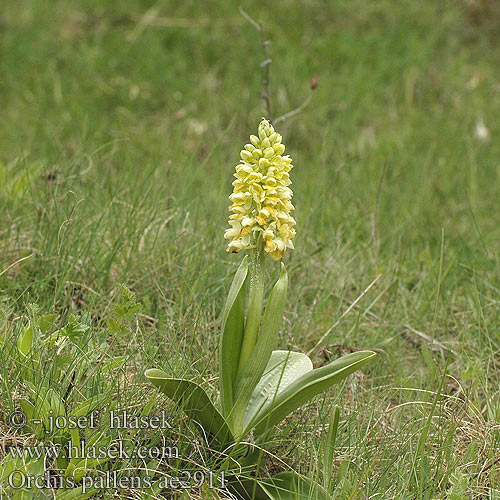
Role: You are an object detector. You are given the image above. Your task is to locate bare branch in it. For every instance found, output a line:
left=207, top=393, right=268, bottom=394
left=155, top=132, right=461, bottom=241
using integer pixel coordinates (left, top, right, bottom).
left=240, top=8, right=317, bottom=125
left=240, top=7, right=273, bottom=121
left=239, top=7, right=260, bottom=31
left=274, top=93, right=313, bottom=125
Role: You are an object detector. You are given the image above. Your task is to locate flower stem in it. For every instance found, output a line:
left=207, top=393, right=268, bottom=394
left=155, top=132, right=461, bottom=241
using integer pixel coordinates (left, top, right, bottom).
left=238, top=243, right=265, bottom=372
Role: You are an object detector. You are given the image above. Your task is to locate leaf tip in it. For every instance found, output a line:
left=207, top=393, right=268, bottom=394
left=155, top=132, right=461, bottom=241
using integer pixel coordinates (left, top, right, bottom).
left=145, top=368, right=167, bottom=381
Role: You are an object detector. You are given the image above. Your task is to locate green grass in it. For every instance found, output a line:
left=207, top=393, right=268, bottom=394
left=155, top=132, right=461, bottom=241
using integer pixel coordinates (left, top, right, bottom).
left=1, top=0, right=499, bottom=498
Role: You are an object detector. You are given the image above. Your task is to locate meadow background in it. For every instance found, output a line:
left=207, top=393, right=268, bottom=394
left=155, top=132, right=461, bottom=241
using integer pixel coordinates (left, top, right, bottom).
left=1, top=0, right=499, bottom=498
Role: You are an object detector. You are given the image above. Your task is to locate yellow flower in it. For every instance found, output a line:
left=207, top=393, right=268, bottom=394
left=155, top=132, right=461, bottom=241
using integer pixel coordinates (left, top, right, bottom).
left=224, top=118, right=296, bottom=260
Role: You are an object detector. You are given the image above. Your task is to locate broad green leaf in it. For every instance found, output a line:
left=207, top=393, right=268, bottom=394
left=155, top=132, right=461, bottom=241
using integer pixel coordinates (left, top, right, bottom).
left=220, top=256, right=248, bottom=418
left=244, top=350, right=312, bottom=430
left=25, top=384, right=66, bottom=437
left=48, top=388, right=66, bottom=418
left=145, top=369, right=233, bottom=447
left=19, top=399, right=34, bottom=422
left=0, top=452, right=39, bottom=483
left=17, top=325, right=33, bottom=357
left=252, top=351, right=376, bottom=437
left=69, top=426, right=81, bottom=462
left=228, top=477, right=270, bottom=500
left=46, top=388, right=66, bottom=438
left=65, top=432, right=111, bottom=479
left=70, top=395, right=107, bottom=418
left=37, top=314, right=57, bottom=334
left=231, top=264, right=288, bottom=435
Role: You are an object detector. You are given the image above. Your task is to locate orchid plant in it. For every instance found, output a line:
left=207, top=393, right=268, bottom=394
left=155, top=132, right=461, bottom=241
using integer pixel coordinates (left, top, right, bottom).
left=146, top=119, right=376, bottom=499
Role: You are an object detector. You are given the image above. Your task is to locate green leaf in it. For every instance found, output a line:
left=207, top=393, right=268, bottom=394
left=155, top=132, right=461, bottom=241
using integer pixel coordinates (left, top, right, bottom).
left=219, top=256, right=248, bottom=418
left=252, top=351, right=377, bottom=437
left=323, top=406, right=340, bottom=491
left=48, top=388, right=66, bottom=418
left=145, top=369, right=233, bottom=447
left=107, top=317, right=124, bottom=334
left=24, top=384, right=66, bottom=437
left=113, top=285, right=142, bottom=322
left=17, top=325, right=33, bottom=357
left=62, top=317, right=90, bottom=340
left=19, top=399, right=34, bottom=422
left=231, top=264, right=288, bottom=435
left=244, top=350, right=312, bottom=430
left=65, top=432, right=111, bottom=480
left=70, top=395, right=107, bottom=418
left=37, top=314, right=57, bottom=334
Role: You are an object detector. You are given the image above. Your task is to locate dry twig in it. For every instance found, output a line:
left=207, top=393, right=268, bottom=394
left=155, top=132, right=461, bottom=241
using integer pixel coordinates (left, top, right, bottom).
left=240, top=8, right=316, bottom=124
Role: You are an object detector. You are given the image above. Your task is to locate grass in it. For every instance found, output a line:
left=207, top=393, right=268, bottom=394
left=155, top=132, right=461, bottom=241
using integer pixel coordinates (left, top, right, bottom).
left=1, top=0, right=499, bottom=498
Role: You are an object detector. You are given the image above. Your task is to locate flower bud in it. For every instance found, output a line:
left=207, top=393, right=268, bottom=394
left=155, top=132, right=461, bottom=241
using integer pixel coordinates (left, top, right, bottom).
left=261, top=138, right=271, bottom=149
left=273, top=143, right=285, bottom=155
left=241, top=150, right=253, bottom=162
left=263, top=147, right=275, bottom=159
left=252, top=149, right=262, bottom=160
left=259, top=158, right=270, bottom=169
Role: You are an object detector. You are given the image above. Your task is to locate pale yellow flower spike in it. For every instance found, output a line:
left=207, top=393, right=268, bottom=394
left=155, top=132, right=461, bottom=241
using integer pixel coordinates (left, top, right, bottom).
left=224, top=118, right=296, bottom=260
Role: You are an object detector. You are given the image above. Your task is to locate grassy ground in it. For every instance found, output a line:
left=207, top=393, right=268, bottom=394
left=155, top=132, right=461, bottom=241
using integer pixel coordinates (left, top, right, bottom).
left=1, top=0, right=499, bottom=498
